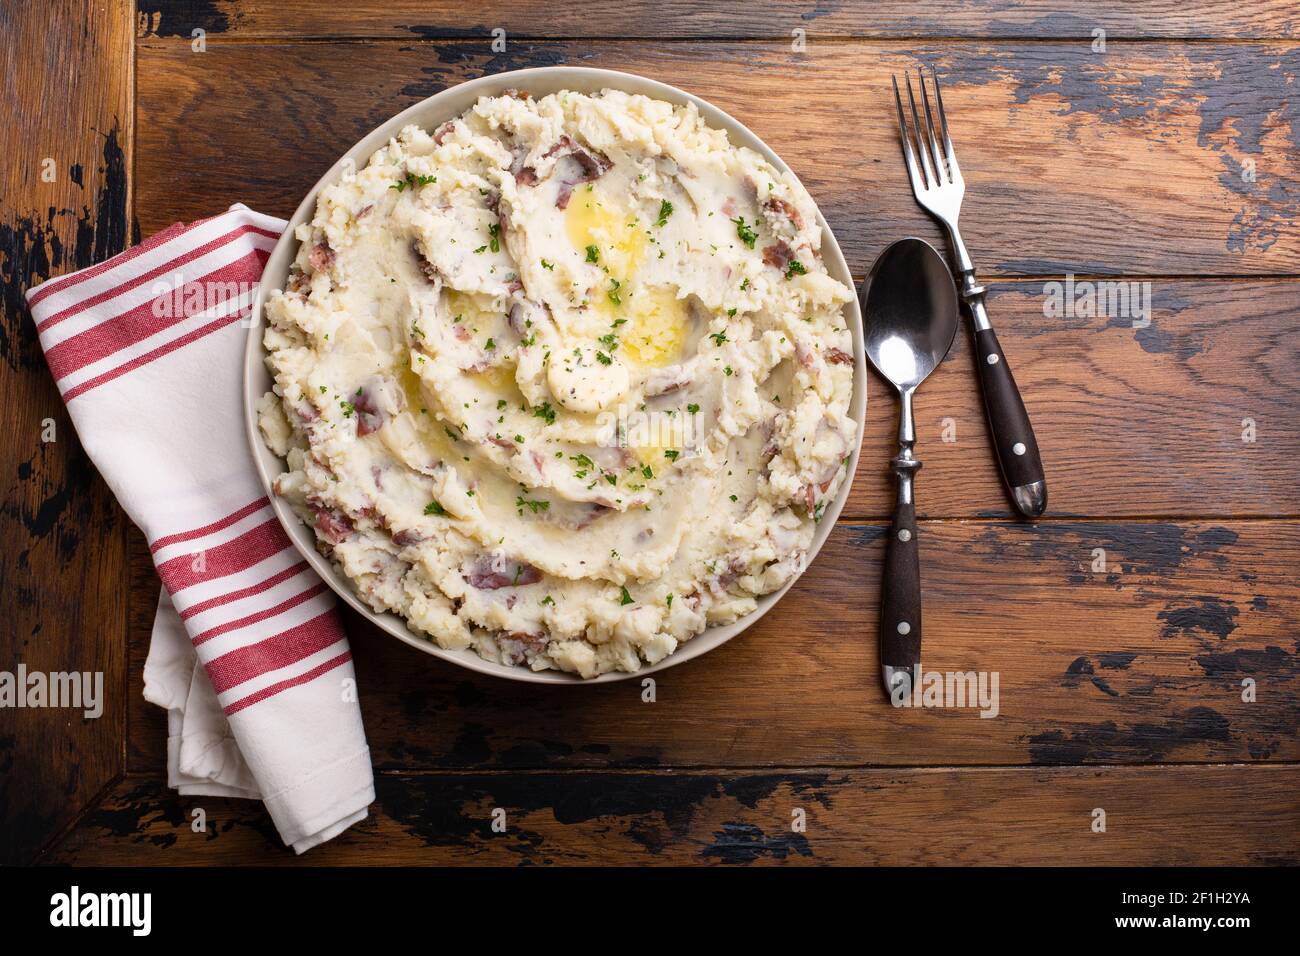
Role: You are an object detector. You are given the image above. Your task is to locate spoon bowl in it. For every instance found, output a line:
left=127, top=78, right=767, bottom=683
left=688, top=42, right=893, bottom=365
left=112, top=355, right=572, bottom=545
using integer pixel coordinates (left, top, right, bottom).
left=862, top=238, right=959, bottom=391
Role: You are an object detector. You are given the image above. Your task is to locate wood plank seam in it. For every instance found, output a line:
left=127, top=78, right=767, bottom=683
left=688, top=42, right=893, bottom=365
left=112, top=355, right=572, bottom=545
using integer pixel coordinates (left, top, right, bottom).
left=135, top=36, right=1300, bottom=46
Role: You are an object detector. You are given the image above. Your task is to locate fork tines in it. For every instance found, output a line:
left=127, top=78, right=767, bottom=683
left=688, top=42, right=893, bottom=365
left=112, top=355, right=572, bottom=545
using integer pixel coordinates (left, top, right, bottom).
left=891, top=67, right=960, bottom=190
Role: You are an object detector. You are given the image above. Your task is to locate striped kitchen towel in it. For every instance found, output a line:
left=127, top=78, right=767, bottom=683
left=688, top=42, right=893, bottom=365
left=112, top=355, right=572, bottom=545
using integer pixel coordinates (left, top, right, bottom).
left=26, top=203, right=374, bottom=853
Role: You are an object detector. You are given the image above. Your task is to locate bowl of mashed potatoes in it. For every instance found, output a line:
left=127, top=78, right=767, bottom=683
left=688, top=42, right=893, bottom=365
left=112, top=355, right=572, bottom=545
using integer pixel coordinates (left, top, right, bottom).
left=245, top=67, right=866, bottom=682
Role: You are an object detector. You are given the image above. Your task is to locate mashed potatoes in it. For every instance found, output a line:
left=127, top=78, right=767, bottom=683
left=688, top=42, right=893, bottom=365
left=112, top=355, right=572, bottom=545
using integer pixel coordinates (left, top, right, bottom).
left=259, top=88, right=857, bottom=677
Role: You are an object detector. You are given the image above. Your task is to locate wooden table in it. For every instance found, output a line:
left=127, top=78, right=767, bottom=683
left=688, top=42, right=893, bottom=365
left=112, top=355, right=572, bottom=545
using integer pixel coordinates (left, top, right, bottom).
left=3, top=0, right=1298, bottom=866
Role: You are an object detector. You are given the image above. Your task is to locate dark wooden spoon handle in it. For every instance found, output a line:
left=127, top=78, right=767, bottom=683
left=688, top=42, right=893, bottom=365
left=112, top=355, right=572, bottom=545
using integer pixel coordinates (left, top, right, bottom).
left=880, top=461, right=921, bottom=695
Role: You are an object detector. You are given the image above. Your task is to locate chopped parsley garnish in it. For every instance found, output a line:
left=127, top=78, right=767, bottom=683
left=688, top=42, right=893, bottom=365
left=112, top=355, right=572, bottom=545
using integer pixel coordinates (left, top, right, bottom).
left=655, top=200, right=674, bottom=227
left=607, top=278, right=622, bottom=306
left=541, top=595, right=555, bottom=606
left=570, top=453, right=594, bottom=469
left=732, top=216, right=758, bottom=248
left=740, top=277, right=750, bottom=290
left=595, top=351, right=613, bottom=365
left=488, top=223, right=500, bottom=253
left=619, top=586, right=634, bottom=606
left=391, top=172, right=437, bottom=192
left=785, top=260, right=807, bottom=278
left=473, top=244, right=487, bottom=254
left=687, top=403, right=700, bottom=414
left=598, top=332, right=619, bottom=352
left=541, top=259, right=554, bottom=270
left=666, top=593, right=674, bottom=608
left=532, top=402, right=556, bottom=425
left=724, top=365, right=734, bottom=376
left=484, top=338, right=496, bottom=350
left=585, top=244, right=600, bottom=263
left=339, top=400, right=355, bottom=418
left=444, top=426, right=460, bottom=442
left=710, top=329, right=729, bottom=346
left=642, top=465, right=654, bottom=479
left=497, top=399, right=507, bottom=410
left=423, top=501, right=446, bottom=516
left=516, top=495, right=550, bottom=514
left=664, top=449, right=680, bottom=461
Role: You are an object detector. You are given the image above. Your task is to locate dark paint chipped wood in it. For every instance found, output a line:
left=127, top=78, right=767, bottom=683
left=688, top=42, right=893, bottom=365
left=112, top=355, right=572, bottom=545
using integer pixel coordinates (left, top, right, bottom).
left=42, top=766, right=1300, bottom=865
left=120, top=521, right=1300, bottom=773
left=132, top=40, right=1300, bottom=275
left=0, top=129, right=129, bottom=370
left=0, top=0, right=134, bottom=866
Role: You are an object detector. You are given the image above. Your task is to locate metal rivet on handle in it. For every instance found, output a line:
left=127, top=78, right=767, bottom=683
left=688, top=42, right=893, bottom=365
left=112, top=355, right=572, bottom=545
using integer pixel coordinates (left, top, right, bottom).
left=986, top=353, right=999, bottom=365
left=897, top=622, right=911, bottom=635
left=898, top=529, right=912, bottom=542
left=1013, top=442, right=1026, bottom=456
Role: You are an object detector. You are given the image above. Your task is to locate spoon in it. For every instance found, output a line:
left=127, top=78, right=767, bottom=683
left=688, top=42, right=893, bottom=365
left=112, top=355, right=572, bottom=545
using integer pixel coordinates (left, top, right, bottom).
left=860, top=238, right=959, bottom=698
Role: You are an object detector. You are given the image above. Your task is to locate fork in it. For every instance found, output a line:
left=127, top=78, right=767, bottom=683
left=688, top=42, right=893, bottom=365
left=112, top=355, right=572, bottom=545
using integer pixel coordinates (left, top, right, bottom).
left=892, top=67, right=1047, bottom=518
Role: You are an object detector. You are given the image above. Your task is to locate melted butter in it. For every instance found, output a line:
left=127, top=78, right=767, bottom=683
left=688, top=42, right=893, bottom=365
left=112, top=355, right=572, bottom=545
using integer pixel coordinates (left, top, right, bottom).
left=625, top=406, right=692, bottom=467
left=443, top=289, right=498, bottom=329
left=620, top=287, right=687, bottom=368
left=566, top=188, right=687, bottom=370
left=471, top=362, right=517, bottom=394
left=565, top=188, right=644, bottom=286
left=398, top=364, right=457, bottom=460
left=630, top=440, right=667, bottom=467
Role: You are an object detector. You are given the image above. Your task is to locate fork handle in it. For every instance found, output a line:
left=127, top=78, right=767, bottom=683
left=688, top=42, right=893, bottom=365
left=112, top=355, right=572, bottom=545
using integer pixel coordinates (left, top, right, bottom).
left=968, top=306, right=1047, bottom=517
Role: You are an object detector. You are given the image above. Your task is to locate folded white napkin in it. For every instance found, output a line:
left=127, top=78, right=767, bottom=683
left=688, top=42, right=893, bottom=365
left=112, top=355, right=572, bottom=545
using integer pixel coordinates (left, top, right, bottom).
left=26, top=203, right=374, bottom=853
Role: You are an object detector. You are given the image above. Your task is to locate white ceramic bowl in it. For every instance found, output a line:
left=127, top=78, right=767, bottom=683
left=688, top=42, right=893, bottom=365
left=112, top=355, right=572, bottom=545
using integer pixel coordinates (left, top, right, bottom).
left=243, top=67, right=867, bottom=683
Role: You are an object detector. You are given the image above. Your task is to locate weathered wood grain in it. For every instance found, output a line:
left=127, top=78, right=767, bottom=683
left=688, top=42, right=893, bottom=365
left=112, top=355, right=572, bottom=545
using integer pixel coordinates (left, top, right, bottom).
left=43, top=765, right=1300, bottom=865
left=11, top=0, right=1299, bottom=869
left=118, top=519, right=1300, bottom=773
left=856, top=279, right=1300, bottom=518
left=134, top=1, right=1300, bottom=40
left=134, top=39, right=1300, bottom=275
left=0, top=0, right=134, bottom=866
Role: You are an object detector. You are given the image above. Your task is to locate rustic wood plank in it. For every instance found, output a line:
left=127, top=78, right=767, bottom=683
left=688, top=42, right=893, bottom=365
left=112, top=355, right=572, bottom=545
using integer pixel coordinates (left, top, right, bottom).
left=121, top=519, right=1300, bottom=771
left=855, top=279, right=1300, bottom=519
left=134, top=1, right=1300, bottom=40
left=43, top=765, right=1300, bottom=864
left=134, top=39, right=1300, bottom=276
left=0, top=0, right=134, bottom=866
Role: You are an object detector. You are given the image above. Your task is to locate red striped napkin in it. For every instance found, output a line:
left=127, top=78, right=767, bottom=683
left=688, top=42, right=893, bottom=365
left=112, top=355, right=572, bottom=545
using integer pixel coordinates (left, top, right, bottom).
left=27, top=204, right=374, bottom=853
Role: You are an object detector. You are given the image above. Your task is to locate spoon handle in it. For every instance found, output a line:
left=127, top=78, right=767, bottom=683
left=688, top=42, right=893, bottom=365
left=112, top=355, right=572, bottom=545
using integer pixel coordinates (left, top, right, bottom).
left=881, top=454, right=922, bottom=699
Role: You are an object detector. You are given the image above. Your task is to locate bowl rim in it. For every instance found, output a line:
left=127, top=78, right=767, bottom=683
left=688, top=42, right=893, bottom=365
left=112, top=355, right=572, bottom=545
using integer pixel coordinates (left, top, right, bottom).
left=242, top=65, right=867, bottom=684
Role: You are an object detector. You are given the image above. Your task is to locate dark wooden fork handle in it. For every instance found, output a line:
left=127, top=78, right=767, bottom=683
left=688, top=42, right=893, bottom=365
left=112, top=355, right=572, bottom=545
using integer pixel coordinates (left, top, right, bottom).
left=973, top=326, right=1047, bottom=517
